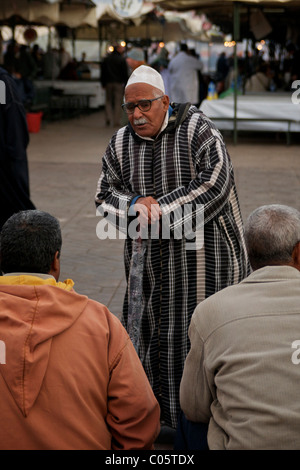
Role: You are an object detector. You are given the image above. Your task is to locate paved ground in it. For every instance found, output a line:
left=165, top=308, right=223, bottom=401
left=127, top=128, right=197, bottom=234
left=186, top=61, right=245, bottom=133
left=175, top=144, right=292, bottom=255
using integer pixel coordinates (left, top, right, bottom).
left=26, top=109, right=300, bottom=450
left=27, top=110, right=300, bottom=320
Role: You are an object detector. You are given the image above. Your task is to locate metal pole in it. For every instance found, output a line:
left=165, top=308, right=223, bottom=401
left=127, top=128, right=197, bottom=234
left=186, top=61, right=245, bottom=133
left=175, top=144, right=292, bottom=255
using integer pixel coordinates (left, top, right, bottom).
left=98, top=21, right=102, bottom=62
left=233, top=2, right=240, bottom=145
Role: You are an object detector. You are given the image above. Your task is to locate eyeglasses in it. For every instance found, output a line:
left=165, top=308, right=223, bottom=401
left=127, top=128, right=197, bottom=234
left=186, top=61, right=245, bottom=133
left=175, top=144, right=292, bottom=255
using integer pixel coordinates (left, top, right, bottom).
left=122, top=96, right=164, bottom=114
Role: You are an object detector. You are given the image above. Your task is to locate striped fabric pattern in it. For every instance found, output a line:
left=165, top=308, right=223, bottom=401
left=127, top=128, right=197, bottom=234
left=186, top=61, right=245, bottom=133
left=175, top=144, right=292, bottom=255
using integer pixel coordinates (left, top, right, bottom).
left=95, top=104, right=250, bottom=428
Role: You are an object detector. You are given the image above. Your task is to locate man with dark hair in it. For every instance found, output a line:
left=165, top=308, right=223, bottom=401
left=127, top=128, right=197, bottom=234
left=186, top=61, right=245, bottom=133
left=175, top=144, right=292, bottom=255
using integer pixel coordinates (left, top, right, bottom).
left=0, top=66, right=35, bottom=231
left=179, top=204, right=300, bottom=450
left=0, top=209, right=62, bottom=274
left=0, top=210, right=160, bottom=450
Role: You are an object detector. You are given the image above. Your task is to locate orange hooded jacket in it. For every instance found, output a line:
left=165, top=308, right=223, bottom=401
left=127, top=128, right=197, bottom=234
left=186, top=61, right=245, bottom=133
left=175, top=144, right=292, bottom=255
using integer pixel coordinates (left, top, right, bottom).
left=0, top=274, right=160, bottom=450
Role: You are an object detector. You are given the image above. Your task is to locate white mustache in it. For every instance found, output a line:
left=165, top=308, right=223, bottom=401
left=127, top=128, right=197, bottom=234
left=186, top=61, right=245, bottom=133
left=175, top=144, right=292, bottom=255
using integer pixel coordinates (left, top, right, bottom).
left=133, top=118, right=148, bottom=125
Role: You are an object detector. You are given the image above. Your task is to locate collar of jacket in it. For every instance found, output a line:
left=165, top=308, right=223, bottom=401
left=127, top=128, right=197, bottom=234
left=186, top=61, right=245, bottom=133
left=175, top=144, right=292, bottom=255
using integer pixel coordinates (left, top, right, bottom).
left=241, top=265, right=300, bottom=283
left=128, top=102, right=192, bottom=142
left=0, top=273, right=74, bottom=291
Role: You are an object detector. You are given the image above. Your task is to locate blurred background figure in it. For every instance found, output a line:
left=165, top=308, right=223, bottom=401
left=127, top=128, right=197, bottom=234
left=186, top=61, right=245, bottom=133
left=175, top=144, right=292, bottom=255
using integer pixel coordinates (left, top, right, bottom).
left=42, top=47, right=60, bottom=80
left=245, top=62, right=272, bottom=92
left=15, top=44, right=38, bottom=108
left=31, top=44, right=44, bottom=79
left=150, top=44, right=171, bottom=96
left=283, top=42, right=300, bottom=89
left=0, top=66, right=35, bottom=232
left=168, top=43, right=203, bottom=106
left=215, top=52, right=229, bottom=94
left=76, top=51, right=90, bottom=78
left=126, top=47, right=146, bottom=74
left=100, top=42, right=129, bottom=128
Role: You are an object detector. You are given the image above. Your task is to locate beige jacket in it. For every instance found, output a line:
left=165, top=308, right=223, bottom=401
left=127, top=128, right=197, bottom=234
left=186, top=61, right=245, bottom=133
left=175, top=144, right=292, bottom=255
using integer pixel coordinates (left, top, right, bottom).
left=180, top=266, right=300, bottom=449
left=0, top=274, right=160, bottom=450
left=245, top=72, right=270, bottom=92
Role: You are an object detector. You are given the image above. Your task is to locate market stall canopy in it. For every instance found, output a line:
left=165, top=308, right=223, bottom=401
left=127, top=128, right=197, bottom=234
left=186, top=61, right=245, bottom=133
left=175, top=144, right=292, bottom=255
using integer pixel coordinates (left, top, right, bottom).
left=93, top=2, right=222, bottom=42
left=122, top=10, right=223, bottom=42
left=96, top=1, right=157, bottom=25
left=152, top=0, right=300, bottom=12
left=0, top=0, right=60, bottom=25
left=151, top=0, right=300, bottom=44
left=0, top=0, right=97, bottom=28
left=57, top=0, right=97, bottom=28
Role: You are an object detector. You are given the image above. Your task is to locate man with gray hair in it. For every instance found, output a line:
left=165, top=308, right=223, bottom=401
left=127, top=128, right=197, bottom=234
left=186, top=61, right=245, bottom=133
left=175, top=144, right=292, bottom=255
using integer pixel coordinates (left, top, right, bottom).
left=179, top=204, right=300, bottom=450
left=0, top=210, right=160, bottom=450
left=95, top=64, right=250, bottom=436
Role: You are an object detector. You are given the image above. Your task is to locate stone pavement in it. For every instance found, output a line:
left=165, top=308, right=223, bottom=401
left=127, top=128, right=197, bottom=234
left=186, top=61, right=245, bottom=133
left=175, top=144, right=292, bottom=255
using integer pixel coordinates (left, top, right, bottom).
left=26, top=110, right=300, bottom=450
left=27, top=109, right=300, bottom=321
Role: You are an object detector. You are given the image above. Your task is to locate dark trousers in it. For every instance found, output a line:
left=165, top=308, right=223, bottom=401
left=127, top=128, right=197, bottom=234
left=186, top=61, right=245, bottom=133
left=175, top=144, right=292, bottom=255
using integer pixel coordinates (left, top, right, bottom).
left=105, top=82, right=124, bottom=127
left=174, top=411, right=209, bottom=451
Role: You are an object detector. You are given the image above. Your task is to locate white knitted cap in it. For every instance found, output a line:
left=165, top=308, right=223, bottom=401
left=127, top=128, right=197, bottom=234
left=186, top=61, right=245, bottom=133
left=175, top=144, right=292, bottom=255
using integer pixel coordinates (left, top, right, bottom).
left=125, top=65, right=165, bottom=93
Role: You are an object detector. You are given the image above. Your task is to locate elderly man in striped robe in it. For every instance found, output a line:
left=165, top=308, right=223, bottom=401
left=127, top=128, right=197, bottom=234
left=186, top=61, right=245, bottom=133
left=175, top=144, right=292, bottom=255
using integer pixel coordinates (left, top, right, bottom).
left=95, top=65, right=250, bottom=436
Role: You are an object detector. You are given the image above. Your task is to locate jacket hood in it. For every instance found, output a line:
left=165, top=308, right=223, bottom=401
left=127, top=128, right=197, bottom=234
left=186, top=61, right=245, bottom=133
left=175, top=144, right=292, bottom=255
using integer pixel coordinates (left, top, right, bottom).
left=0, top=275, right=89, bottom=416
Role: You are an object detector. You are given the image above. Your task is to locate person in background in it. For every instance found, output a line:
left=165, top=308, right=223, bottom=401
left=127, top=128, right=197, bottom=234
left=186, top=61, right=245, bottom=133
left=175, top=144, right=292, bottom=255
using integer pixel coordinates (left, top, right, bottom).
left=0, top=66, right=35, bottom=232
left=0, top=210, right=160, bottom=450
left=122, top=47, right=146, bottom=126
left=168, top=43, right=203, bottom=105
left=3, top=41, right=18, bottom=74
left=42, top=47, right=60, bottom=80
left=150, top=45, right=171, bottom=96
left=126, top=47, right=146, bottom=74
left=215, top=52, right=229, bottom=95
left=0, top=31, right=3, bottom=64
left=100, top=42, right=129, bottom=128
left=58, top=46, right=71, bottom=71
left=16, top=45, right=38, bottom=108
left=31, top=44, right=44, bottom=79
left=76, top=51, right=90, bottom=78
left=95, top=65, right=250, bottom=442
left=58, top=58, right=78, bottom=81
left=283, top=42, right=300, bottom=88
left=179, top=204, right=300, bottom=450
left=245, top=62, right=272, bottom=93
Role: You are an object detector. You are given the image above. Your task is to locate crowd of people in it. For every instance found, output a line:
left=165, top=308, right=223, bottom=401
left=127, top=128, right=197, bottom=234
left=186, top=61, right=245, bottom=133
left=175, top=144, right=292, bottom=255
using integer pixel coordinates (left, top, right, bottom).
left=1, top=37, right=299, bottom=114
left=1, top=36, right=300, bottom=451
left=100, top=39, right=300, bottom=130
left=215, top=41, right=300, bottom=95
left=100, top=41, right=206, bottom=127
left=1, top=41, right=91, bottom=108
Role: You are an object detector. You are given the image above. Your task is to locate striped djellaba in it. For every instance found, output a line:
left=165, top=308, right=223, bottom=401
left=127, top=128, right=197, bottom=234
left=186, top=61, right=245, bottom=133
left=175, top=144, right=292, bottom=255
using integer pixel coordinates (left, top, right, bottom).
left=95, top=103, right=250, bottom=429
